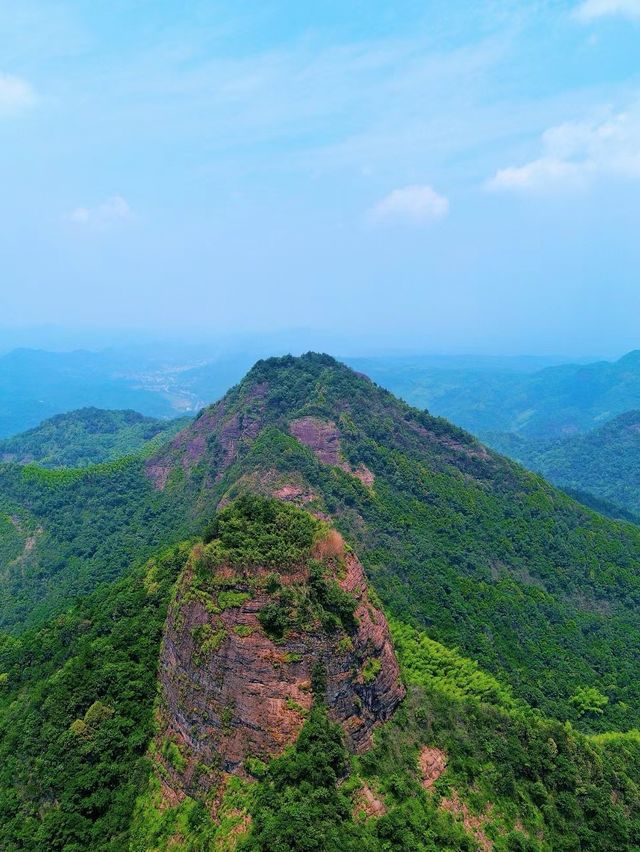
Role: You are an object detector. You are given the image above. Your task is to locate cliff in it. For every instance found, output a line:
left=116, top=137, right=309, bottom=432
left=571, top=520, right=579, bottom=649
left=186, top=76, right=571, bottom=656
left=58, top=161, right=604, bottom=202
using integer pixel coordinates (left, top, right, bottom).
left=149, top=496, right=404, bottom=811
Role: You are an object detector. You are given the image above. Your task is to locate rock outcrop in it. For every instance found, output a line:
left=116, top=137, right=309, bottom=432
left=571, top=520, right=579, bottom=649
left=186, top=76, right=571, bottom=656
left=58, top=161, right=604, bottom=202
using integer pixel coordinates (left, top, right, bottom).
left=289, top=416, right=375, bottom=487
left=151, top=504, right=404, bottom=809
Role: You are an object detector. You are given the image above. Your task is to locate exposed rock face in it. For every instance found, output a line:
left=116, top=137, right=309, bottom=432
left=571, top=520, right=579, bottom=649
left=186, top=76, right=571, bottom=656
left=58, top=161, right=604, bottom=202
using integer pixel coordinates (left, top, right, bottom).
left=289, top=416, right=375, bottom=487
left=289, top=416, right=342, bottom=466
left=153, top=531, right=403, bottom=807
left=419, top=746, right=448, bottom=789
left=146, top=383, right=269, bottom=490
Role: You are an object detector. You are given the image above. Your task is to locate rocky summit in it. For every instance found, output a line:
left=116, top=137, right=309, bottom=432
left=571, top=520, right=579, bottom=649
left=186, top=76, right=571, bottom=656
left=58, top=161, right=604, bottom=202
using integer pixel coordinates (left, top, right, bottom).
left=153, top=497, right=404, bottom=809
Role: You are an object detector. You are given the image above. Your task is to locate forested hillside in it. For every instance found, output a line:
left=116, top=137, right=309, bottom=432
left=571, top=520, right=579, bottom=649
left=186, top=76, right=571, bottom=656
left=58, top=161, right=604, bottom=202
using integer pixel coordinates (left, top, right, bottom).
left=486, top=411, right=640, bottom=519
left=3, top=497, right=640, bottom=850
left=0, top=408, right=188, bottom=468
left=4, top=354, right=640, bottom=849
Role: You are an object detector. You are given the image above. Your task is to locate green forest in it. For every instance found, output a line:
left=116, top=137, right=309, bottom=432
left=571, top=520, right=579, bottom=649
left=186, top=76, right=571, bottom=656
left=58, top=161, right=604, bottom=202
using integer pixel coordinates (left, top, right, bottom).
left=3, top=354, right=640, bottom=849
left=0, top=407, right=187, bottom=469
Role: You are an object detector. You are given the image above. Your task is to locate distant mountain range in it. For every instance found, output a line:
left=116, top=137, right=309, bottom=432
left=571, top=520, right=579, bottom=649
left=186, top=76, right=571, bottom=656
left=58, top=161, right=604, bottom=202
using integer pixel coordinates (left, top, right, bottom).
left=5, top=344, right=640, bottom=442
left=5, top=343, right=640, bottom=528
left=486, top=410, right=640, bottom=520
left=0, top=347, right=256, bottom=436
left=349, top=350, right=640, bottom=438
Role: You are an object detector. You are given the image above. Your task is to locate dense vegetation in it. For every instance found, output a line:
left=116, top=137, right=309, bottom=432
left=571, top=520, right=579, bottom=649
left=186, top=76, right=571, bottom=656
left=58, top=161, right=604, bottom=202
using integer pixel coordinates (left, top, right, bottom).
left=0, top=407, right=188, bottom=468
left=130, top=573, right=640, bottom=851
left=486, top=410, right=640, bottom=518
left=194, top=354, right=640, bottom=731
left=5, top=354, right=640, bottom=725
left=0, top=458, right=191, bottom=631
left=0, top=543, right=189, bottom=850
left=4, top=353, right=640, bottom=848
left=348, top=350, right=640, bottom=438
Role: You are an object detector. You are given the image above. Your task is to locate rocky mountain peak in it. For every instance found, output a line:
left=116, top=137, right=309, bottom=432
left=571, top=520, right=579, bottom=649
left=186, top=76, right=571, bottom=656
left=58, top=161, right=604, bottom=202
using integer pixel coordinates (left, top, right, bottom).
left=150, top=496, right=404, bottom=812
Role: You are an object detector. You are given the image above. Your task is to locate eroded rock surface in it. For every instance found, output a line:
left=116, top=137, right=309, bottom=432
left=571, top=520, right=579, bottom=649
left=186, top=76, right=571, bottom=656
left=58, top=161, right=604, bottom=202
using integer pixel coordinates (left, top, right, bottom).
left=154, top=530, right=403, bottom=806
left=419, top=746, right=448, bottom=789
left=289, top=416, right=375, bottom=487
left=146, top=383, right=268, bottom=490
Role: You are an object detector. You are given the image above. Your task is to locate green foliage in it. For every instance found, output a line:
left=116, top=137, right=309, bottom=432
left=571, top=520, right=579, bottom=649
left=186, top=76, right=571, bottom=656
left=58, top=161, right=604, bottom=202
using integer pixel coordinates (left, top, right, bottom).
left=0, top=456, right=192, bottom=632
left=129, top=771, right=243, bottom=851
left=192, top=622, right=226, bottom=655
left=199, top=354, right=640, bottom=729
left=308, top=561, right=357, bottom=633
left=5, top=353, right=640, bottom=848
left=488, top=410, right=640, bottom=519
left=361, top=658, right=382, bottom=684
left=218, top=589, right=251, bottom=609
left=390, top=620, right=518, bottom=707
left=0, top=407, right=187, bottom=469
left=161, top=738, right=187, bottom=772
left=0, top=542, right=188, bottom=850
left=256, top=561, right=358, bottom=642
left=205, top=494, right=320, bottom=568
left=359, top=681, right=640, bottom=851
left=570, top=686, right=609, bottom=717
left=239, top=705, right=369, bottom=851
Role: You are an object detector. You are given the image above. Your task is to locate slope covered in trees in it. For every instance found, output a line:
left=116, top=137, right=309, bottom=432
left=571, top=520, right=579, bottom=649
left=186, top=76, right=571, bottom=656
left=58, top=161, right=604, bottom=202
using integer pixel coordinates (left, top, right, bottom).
left=3, top=498, right=640, bottom=850
left=486, top=410, right=640, bottom=519
left=0, top=407, right=188, bottom=469
left=3, top=354, right=640, bottom=730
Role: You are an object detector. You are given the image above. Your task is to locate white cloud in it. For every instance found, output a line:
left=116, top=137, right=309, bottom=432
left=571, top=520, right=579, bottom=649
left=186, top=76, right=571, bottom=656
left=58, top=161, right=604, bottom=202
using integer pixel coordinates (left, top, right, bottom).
left=487, top=105, right=640, bottom=192
left=0, top=73, right=35, bottom=113
left=69, top=195, right=133, bottom=227
left=575, top=0, right=640, bottom=21
left=369, top=185, right=449, bottom=224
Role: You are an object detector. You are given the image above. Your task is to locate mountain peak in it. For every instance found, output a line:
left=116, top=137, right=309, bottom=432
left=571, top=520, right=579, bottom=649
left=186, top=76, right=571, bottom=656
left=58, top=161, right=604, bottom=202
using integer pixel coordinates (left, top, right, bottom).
left=151, top=495, right=403, bottom=808
left=145, top=351, right=486, bottom=496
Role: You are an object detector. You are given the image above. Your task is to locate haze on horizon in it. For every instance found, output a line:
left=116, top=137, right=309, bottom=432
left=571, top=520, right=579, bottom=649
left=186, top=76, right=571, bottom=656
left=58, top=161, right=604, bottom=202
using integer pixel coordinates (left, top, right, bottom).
left=1, top=1, right=639, bottom=357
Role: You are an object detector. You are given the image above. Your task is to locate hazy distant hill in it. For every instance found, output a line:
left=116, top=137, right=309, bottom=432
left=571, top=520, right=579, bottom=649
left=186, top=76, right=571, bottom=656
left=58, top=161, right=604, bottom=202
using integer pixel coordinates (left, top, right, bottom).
left=7, top=345, right=638, bottom=443
left=0, top=349, right=178, bottom=436
left=0, top=408, right=188, bottom=468
left=0, top=347, right=259, bottom=437
left=349, top=350, right=640, bottom=438
left=487, top=410, right=640, bottom=519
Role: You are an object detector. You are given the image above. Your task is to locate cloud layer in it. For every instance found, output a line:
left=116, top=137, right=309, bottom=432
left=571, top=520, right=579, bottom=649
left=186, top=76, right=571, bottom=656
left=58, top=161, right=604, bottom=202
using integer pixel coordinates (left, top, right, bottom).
left=487, top=104, right=640, bottom=192
left=69, top=196, right=133, bottom=227
left=575, top=0, right=640, bottom=21
left=0, top=73, right=35, bottom=113
left=370, top=185, right=449, bottom=224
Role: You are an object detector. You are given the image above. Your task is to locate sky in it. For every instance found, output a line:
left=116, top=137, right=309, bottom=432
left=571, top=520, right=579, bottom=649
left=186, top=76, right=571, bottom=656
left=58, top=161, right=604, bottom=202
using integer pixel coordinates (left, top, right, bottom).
left=0, top=0, right=639, bottom=356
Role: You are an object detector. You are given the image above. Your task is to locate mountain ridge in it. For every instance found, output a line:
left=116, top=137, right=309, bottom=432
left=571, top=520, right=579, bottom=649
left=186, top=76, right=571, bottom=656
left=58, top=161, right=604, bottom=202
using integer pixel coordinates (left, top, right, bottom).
left=486, top=409, right=640, bottom=518
left=4, top=353, right=640, bottom=730
left=0, top=407, right=188, bottom=468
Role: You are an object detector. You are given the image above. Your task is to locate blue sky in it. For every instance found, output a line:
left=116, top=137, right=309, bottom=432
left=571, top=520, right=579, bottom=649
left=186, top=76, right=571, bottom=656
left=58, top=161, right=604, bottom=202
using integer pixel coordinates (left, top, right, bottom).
left=1, top=0, right=639, bottom=355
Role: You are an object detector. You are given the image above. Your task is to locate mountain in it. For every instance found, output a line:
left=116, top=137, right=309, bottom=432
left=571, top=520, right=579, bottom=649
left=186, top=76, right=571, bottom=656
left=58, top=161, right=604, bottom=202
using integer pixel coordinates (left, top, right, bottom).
left=3, top=353, right=640, bottom=848
left=486, top=410, right=640, bottom=520
left=348, top=350, right=640, bottom=438
left=0, top=408, right=189, bottom=468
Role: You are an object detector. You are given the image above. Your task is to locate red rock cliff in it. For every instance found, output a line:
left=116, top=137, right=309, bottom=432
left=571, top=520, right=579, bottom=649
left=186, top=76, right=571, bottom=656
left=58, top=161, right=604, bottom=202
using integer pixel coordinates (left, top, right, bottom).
left=152, top=522, right=404, bottom=807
